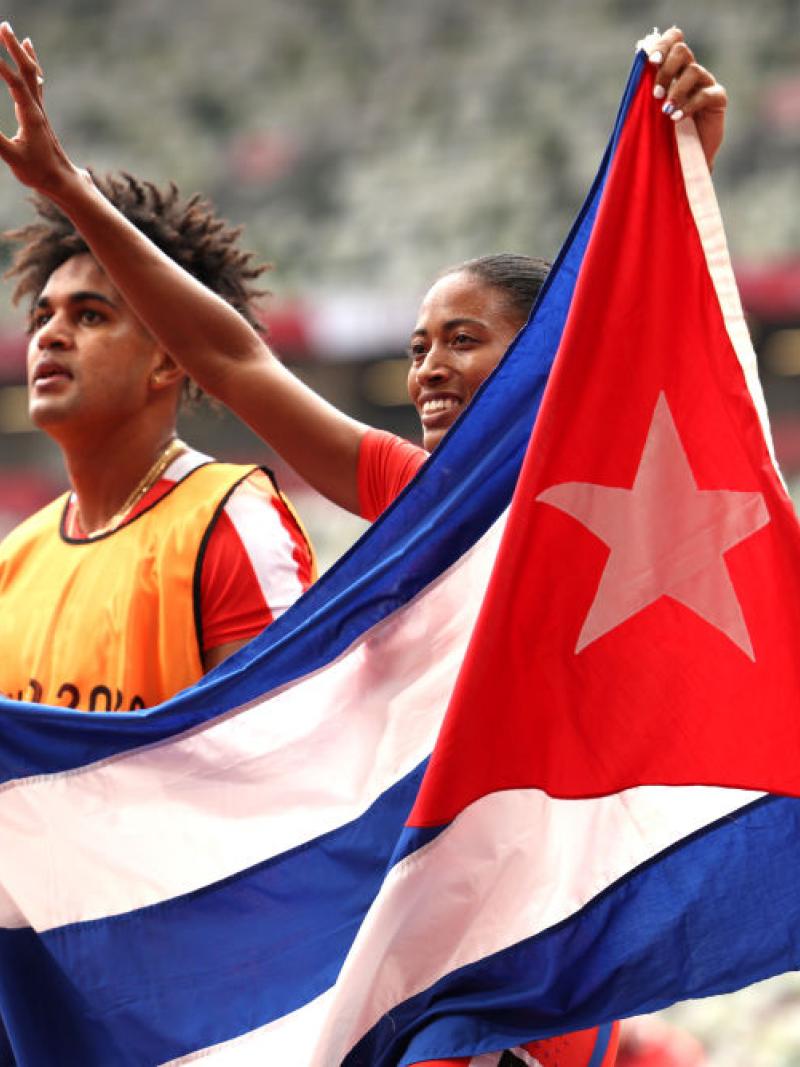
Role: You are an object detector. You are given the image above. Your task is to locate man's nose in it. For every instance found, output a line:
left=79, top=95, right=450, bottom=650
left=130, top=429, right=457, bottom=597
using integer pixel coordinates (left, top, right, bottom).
left=36, top=313, right=71, bottom=350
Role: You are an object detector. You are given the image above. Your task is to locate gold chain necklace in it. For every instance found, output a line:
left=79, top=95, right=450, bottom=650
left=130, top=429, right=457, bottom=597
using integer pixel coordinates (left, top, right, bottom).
left=74, top=437, right=187, bottom=539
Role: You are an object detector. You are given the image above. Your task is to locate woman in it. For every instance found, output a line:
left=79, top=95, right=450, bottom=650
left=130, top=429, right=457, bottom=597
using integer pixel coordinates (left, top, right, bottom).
left=0, top=22, right=726, bottom=1067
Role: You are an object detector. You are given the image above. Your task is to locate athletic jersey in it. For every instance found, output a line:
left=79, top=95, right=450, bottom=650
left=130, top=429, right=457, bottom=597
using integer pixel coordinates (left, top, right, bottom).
left=0, top=448, right=314, bottom=710
left=63, top=447, right=316, bottom=653
left=357, top=428, right=427, bottom=521
left=357, top=428, right=620, bottom=1067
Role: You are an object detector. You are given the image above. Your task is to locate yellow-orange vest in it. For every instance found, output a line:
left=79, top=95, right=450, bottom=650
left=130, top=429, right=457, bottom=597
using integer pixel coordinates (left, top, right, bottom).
left=0, top=461, right=262, bottom=711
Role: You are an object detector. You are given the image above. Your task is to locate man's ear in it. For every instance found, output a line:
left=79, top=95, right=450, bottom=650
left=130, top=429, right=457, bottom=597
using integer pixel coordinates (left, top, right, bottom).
left=148, top=350, right=186, bottom=392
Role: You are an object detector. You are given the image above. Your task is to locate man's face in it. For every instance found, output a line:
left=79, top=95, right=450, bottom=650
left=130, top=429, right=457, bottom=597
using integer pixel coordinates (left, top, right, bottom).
left=26, top=254, right=163, bottom=438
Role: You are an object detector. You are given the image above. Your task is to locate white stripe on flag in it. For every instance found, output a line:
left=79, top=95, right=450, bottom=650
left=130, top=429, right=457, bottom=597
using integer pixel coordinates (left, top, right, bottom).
left=308, top=784, right=762, bottom=1064
left=0, top=515, right=505, bottom=932
left=160, top=988, right=336, bottom=1065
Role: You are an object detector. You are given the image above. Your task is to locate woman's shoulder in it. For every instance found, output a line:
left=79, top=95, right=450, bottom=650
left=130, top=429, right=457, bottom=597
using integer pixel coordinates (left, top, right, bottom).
left=357, top=428, right=427, bottom=521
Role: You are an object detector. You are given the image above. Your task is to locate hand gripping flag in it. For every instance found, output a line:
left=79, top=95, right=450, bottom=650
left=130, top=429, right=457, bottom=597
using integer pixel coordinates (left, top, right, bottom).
left=0, top=44, right=799, bottom=1067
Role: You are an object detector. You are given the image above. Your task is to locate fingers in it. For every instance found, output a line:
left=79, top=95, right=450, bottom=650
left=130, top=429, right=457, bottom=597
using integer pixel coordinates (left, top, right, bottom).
left=0, top=53, right=30, bottom=108
left=0, top=25, right=48, bottom=171
left=0, top=21, right=74, bottom=191
left=22, top=38, right=44, bottom=97
left=668, top=73, right=727, bottom=125
left=0, top=21, right=42, bottom=100
left=0, top=55, right=25, bottom=165
left=0, top=51, right=40, bottom=132
left=648, top=26, right=727, bottom=123
left=1, top=22, right=29, bottom=69
left=644, top=26, right=726, bottom=169
left=21, top=37, right=40, bottom=69
left=647, top=25, right=685, bottom=67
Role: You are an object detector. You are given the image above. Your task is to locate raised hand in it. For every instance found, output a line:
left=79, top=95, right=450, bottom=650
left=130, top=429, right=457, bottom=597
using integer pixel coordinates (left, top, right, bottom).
left=648, top=27, right=728, bottom=170
left=0, top=21, right=85, bottom=200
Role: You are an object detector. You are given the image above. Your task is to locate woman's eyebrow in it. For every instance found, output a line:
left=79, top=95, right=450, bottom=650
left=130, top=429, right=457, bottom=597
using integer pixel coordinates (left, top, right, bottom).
left=411, top=317, right=484, bottom=337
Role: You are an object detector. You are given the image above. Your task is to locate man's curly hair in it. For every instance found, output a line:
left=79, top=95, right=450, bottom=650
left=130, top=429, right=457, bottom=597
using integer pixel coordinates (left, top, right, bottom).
left=4, top=172, right=270, bottom=402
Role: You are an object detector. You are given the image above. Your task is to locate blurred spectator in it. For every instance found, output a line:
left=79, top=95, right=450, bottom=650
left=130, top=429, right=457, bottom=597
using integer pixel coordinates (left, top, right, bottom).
left=618, top=1018, right=707, bottom=1067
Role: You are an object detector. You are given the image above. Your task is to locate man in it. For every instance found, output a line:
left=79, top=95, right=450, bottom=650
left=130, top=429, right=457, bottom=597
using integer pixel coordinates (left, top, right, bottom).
left=0, top=173, right=315, bottom=710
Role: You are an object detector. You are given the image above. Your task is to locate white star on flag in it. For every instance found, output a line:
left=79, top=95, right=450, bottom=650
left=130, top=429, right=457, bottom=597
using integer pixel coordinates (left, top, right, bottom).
left=536, top=392, right=770, bottom=658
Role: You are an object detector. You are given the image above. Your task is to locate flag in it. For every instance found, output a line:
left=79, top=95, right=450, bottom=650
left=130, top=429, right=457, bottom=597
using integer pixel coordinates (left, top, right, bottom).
left=0, top=46, right=799, bottom=1067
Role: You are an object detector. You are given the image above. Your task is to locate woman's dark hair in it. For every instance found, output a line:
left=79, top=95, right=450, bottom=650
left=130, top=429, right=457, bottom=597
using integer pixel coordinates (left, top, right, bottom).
left=438, top=252, right=551, bottom=324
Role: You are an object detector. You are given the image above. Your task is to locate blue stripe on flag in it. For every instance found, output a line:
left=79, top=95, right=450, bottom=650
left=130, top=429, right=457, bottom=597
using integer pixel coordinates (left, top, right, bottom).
left=390, top=823, right=448, bottom=867
left=345, top=795, right=800, bottom=1066
left=0, top=762, right=426, bottom=1065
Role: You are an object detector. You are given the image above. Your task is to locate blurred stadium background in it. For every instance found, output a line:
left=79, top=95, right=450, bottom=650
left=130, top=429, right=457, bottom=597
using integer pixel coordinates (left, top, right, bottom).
left=0, top=0, right=798, bottom=1061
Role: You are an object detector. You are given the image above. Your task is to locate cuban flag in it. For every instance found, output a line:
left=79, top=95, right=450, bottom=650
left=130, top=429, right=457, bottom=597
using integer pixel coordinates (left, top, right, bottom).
left=0, top=41, right=799, bottom=1067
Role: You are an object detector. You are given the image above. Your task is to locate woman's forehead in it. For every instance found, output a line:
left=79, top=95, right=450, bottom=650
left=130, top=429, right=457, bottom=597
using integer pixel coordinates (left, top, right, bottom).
left=416, top=271, right=510, bottom=327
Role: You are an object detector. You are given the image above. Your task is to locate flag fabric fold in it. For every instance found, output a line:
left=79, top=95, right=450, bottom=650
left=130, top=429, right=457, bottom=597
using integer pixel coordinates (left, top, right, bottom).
left=0, top=47, right=799, bottom=1067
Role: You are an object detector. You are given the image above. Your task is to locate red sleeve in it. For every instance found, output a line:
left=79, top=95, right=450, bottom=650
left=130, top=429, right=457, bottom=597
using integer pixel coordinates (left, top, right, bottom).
left=357, top=428, right=428, bottom=522
left=199, top=471, right=315, bottom=653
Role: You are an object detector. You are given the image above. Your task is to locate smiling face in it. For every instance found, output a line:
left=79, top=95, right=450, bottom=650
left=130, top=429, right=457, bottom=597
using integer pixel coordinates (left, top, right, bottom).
left=26, top=254, right=167, bottom=441
left=407, top=270, right=525, bottom=452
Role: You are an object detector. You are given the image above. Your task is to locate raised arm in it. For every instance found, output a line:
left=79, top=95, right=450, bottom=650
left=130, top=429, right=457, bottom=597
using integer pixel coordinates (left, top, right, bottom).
left=0, top=21, right=727, bottom=519
left=0, top=23, right=369, bottom=514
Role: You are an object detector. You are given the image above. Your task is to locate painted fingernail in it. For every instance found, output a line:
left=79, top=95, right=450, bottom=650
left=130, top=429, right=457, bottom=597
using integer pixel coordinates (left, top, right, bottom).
left=649, top=50, right=663, bottom=64
left=653, top=84, right=666, bottom=100
left=670, top=109, right=684, bottom=123
left=662, top=101, right=675, bottom=116
left=36, top=74, right=44, bottom=85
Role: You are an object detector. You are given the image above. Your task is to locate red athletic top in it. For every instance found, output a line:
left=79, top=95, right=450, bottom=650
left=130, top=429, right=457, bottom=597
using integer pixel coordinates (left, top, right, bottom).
left=357, top=428, right=426, bottom=521
left=357, top=428, right=619, bottom=1067
left=65, top=447, right=314, bottom=654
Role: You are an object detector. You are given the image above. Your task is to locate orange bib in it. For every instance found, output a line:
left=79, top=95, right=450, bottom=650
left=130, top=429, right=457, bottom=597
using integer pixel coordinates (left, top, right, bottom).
left=0, top=462, right=259, bottom=711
